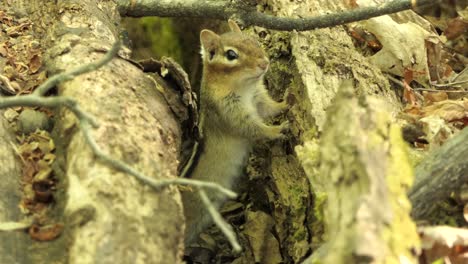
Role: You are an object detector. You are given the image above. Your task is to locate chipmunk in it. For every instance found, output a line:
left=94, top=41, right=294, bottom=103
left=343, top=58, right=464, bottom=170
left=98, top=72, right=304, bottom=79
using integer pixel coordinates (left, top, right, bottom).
left=182, top=20, right=289, bottom=245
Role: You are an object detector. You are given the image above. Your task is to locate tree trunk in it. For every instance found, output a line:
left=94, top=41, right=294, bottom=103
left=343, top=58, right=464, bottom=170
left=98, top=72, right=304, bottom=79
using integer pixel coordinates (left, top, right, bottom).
left=297, top=82, right=418, bottom=263
left=3, top=1, right=184, bottom=263
left=0, top=112, right=30, bottom=264
left=2, top=0, right=443, bottom=263
left=238, top=0, right=418, bottom=263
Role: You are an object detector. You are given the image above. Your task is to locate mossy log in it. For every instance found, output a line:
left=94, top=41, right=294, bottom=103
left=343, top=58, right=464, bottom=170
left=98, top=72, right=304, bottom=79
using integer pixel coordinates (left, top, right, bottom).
left=409, top=127, right=468, bottom=220
left=297, top=81, right=419, bottom=263
left=3, top=1, right=184, bottom=263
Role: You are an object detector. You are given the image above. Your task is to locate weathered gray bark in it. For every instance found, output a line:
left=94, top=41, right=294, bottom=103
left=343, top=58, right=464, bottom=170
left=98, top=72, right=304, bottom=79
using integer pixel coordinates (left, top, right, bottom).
left=409, top=127, right=468, bottom=220
left=4, top=0, right=184, bottom=263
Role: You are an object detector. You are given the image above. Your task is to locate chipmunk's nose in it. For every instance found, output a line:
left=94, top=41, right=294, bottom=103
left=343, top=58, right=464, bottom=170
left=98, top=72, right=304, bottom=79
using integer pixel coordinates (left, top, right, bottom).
left=258, top=58, right=269, bottom=70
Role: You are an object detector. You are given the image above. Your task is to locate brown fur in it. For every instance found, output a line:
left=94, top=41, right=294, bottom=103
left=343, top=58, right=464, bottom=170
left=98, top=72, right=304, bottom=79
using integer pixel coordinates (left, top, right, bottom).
left=183, top=21, right=288, bottom=245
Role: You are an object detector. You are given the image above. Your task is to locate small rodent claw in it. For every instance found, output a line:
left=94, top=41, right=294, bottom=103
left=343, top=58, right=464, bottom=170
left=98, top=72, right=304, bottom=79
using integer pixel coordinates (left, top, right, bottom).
left=282, top=91, right=295, bottom=107
left=280, top=120, right=290, bottom=132
left=278, top=101, right=288, bottom=112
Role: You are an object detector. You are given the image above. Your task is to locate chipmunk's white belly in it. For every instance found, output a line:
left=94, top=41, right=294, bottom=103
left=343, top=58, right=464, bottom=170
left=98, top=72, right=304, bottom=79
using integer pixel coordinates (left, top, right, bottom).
left=191, top=134, right=250, bottom=189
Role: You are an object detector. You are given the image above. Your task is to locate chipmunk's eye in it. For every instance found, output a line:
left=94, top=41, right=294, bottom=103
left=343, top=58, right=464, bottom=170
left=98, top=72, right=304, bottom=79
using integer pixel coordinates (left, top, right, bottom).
left=225, top=49, right=238, bottom=61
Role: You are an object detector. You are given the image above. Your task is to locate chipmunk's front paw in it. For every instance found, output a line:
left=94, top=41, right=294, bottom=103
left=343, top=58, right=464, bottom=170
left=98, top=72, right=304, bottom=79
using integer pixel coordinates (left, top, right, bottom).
left=277, top=101, right=288, bottom=113
left=280, top=120, right=290, bottom=132
left=273, top=120, right=290, bottom=140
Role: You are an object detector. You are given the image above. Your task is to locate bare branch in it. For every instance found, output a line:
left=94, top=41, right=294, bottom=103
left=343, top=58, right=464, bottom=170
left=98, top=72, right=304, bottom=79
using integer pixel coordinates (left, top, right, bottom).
left=0, top=219, right=33, bottom=231
left=198, top=189, right=241, bottom=252
left=0, top=95, right=98, bottom=127
left=0, top=39, right=239, bottom=246
left=80, top=119, right=236, bottom=198
left=409, top=127, right=468, bottom=220
left=117, top=0, right=437, bottom=31
left=33, top=41, right=122, bottom=96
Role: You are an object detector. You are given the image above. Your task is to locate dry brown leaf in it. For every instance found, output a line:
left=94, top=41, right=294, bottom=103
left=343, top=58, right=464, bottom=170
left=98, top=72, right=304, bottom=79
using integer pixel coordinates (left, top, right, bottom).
left=419, top=226, right=468, bottom=264
left=419, top=115, right=453, bottom=147
left=243, top=211, right=282, bottom=264
left=423, top=91, right=449, bottom=105
left=426, top=36, right=453, bottom=82
left=43, top=153, right=56, bottom=165
left=28, top=54, right=41, bottom=74
left=5, top=22, right=31, bottom=37
left=361, top=16, right=434, bottom=86
left=422, top=100, right=468, bottom=122
left=403, top=70, right=417, bottom=105
left=32, top=180, right=54, bottom=203
left=348, top=0, right=359, bottom=8
left=22, top=161, right=38, bottom=180
left=34, top=165, right=52, bottom=181
left=445, top=17, right=468, bottom=40
left=3, top=108, right=19, bottom=122
left=29, top=223, right=63, bottom=241
left=404, top=105, right=423, bottom=116
left=0, top=43, right=7, bottom=57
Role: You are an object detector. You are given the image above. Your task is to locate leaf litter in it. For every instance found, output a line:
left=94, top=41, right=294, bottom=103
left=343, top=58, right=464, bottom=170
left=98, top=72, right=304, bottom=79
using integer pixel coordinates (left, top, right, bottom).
left=0, top=7, right=62, bottom=241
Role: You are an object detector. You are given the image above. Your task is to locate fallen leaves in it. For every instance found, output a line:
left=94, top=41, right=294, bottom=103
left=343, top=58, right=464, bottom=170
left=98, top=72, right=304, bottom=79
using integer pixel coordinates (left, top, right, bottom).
left=243, top=211, right=282, bottom=264
left=0, top=9, right=45, bottom=94
left=17, top=130, right=56, bottom=209
left=421, top=100, right=468, bottom=123
left=402, top=95, right=467, bottom=147
left=361, top=16, right=433, bottom=86
left=29, top=223, right=64, bottom=242
left=0, top=6, right=62, bottom=244
left=13, top=129, right=60, bottom=241
left=419, top=226, right=468, bottom=264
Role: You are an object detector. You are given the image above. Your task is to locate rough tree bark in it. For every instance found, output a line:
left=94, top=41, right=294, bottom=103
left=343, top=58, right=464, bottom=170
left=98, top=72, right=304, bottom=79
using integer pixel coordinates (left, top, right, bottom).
left=0, top=112, right=30, bottom=264
left=2, top=0, right=454, bottom=263
left=155, top=0, right=425, bottom=263
left=244, top=0, right=418, bottom=263
left=297, top=81, right=418, bottom=263
left=409, top=127, right=468, bottom=220
left=2, top=0, right=184, bottom=263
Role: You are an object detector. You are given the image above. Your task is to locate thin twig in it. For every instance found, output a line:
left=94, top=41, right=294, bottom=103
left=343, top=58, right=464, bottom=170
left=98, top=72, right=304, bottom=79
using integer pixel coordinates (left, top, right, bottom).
left=0, top=219, right=33, bottom=231
left=0, top=95, right=98, bottom=127
left=431, top=79, right=468, bottom=88
left=387, top=75, right=467, bottom=93
left=0, top=39, right=240, bottom=248
left=80, top=119, right=237, bottom=198
left=451, top=66, right=468, bottom=83
left=414, top=88, right=467, bottom=93
left=33, top=41, right=122, bottom=96
left=118, top=0, right=437, bottom=31
left=198, top=188, right=241, bottom=252
left=0, top=40, right=237, bottom=198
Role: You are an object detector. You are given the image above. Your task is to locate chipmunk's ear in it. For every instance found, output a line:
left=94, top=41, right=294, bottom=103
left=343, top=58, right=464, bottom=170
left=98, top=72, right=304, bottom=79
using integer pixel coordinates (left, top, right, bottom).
left=200, top=30, right=220, bottom=61
left=200, top=30, right=220, bottom=49
left=228, top=19, right=242, bottom=33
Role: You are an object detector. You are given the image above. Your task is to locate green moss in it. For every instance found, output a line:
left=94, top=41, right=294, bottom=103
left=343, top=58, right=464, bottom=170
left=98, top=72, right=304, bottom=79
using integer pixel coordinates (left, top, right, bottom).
left=310, top=191, right=327, bottom=249
left=123, top=17, right=183, bottom=64
left=140, top=18, right=183, bottom=64
left=405, top=146, right=427, bottom=168
left=383, top=124, right=419, bottom=263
